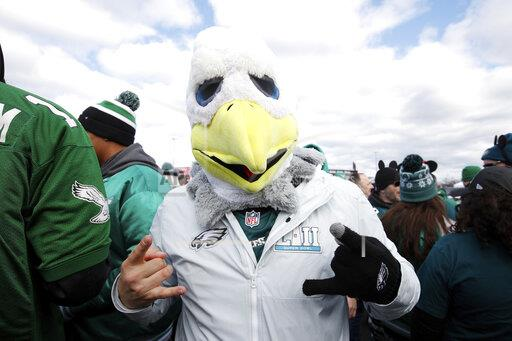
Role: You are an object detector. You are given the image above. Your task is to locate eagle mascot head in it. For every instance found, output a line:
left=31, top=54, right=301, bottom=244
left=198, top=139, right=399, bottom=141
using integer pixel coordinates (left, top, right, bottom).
left=187, top=26, right=298, bottom=193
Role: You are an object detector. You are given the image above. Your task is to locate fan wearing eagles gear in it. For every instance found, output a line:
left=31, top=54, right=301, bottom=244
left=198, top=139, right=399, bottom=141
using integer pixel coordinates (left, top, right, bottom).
left=63, top=91, right=178, bottom=340
left=0, top=44, right=111, bottom=340
left=112, top=27, right=419, bottom=340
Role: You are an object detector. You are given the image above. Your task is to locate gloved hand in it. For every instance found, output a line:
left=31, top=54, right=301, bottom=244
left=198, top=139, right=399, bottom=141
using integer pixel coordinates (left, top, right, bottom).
left=303, top=223, right=401, bottom=305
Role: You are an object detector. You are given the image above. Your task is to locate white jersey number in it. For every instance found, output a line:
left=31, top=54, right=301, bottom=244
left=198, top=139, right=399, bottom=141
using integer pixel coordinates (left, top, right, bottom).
left=0, top=103, right=21, bottom=143
left=26, top=95, right=77, bottom=128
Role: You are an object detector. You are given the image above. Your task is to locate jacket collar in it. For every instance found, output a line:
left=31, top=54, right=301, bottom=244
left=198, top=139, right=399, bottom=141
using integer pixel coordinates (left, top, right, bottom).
left=368, top=191, right=392, bottom=209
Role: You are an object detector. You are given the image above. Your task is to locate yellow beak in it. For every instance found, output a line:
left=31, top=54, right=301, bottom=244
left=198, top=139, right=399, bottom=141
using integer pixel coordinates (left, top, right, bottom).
left=191, top=99, right=298, bottom=192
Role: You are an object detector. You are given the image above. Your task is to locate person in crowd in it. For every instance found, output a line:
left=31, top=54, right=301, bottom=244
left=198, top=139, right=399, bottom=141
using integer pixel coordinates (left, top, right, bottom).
left=349, top=171, right=373, bottom=198
left=177, top=171, right=190, bottom=186
left=0, top=44, right=111, bottom=340
left=412, top=166, right=512, bottom=340
left=449, top=165, right=481, bottom=198
left=111, top=26, right=419, bottom=341
left=369, top=160, right=400, bottom=218
left=162, top=162, right=179, bottom=188
left=370, top=154, right=450, bottom=340
left=63, top=91, right=178, bottom=340
left=347, top=168, right=374, bottom=340
left=424, top=159, right=458, bottom=222
left=162, top=162, right=174, bottom=180
left=462, top=165, right=481, bottom=187
left=382, top=154, right=450, bottom=270
left=481, top=133, right=512, bottom=168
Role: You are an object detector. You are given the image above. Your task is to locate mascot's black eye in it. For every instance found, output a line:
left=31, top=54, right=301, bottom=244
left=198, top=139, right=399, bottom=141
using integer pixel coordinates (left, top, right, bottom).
left=250, top=74, right=279, bottom=99
left=196, top=77, right=223, bottom=107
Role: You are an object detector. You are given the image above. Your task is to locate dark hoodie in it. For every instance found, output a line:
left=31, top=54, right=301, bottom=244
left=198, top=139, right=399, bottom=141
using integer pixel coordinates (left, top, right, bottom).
left=101, top=143, right=160, bottom=178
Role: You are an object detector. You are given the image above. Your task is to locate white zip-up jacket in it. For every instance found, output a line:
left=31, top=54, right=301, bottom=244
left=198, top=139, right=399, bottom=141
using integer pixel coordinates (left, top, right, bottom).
left=113, top=170, right=420, bottom=340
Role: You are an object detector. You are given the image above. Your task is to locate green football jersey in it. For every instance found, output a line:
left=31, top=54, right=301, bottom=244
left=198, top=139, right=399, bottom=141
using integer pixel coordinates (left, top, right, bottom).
left=0, top=82, right=111, bottom=340
left=233, top=207, right=278, bottom=261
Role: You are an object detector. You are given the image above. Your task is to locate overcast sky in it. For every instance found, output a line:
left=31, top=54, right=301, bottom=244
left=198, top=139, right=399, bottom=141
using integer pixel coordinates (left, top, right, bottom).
left=1, top=0, right=511, bottom=180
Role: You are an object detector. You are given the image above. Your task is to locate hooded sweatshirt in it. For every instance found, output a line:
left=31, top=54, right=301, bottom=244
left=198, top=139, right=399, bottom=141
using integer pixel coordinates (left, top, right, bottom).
left=67, top=143, right=177, bottom=341
left=101, top=143, right=160, bottom=178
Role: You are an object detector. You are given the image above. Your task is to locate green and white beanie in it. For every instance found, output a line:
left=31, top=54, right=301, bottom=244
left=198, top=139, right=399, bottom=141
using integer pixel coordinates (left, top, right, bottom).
left=79, top=91, right=140, bottom=146
left=400, top=154, right=437, bottom=203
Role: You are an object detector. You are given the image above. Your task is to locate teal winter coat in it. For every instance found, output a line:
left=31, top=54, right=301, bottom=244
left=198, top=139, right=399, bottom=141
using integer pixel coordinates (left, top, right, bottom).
left=67, top=144, right=179, bottom=340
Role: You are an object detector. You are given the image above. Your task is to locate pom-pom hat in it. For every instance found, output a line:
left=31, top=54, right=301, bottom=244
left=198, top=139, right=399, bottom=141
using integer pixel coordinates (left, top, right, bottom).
left=79, top=91, right=140, bottom=146
left=399, top=154, right=437, bottom=203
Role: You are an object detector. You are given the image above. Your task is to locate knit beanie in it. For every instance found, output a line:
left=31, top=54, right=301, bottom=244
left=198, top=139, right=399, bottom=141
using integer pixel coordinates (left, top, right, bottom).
left=162, top=162, right=174, bottom=175
left=303, top=143, right=329, bottom=172
left=481, top=133, right=512, bottom=165
left=461, top=165, right=481, bottom=182
left=399, top=154, right=437, bottom=203
left=374, top=160, right=399, bottom=192
left=79, top=91, right=140, bottom=146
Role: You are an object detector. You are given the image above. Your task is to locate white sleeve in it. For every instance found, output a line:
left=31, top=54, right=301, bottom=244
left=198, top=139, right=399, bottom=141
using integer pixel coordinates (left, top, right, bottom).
left=111, top=274, right=175, bottom=326
left=354, top=193, right=421, bottom=320
left=111, top=203, right=180, bottom=326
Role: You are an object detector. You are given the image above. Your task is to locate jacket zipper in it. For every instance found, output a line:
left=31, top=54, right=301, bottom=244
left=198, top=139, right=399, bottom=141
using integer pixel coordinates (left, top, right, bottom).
left=250, top=272, right=258, bottom=341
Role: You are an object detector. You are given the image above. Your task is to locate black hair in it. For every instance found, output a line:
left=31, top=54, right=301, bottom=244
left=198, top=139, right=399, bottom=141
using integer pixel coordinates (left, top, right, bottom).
left=0, top=43, right=5, bottom=83
left=456, top=188, right=512, bottom=253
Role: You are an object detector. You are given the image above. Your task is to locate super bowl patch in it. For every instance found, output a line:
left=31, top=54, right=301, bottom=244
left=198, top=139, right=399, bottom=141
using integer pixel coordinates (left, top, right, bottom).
left=274, top=226, right=321, bottom=253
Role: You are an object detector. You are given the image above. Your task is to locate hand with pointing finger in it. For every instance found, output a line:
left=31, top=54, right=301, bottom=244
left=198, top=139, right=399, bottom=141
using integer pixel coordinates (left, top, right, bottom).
left=303, top=223, right=401, bottom=305
left=118, top=235, right=186, bottom=309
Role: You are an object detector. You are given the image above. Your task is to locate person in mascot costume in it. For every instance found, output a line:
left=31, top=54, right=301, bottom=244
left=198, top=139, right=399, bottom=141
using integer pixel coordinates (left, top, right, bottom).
left=112, top=26, right=420, bottom=340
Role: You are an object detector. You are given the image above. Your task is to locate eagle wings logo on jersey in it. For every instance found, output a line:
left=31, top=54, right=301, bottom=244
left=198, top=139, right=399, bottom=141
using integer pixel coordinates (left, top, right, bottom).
left=71, top=181, right=110, bottom=224
left=190, top=228, right=228, bottom=251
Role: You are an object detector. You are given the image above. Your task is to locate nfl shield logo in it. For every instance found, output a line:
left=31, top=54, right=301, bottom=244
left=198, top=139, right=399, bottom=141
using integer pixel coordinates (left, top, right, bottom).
left=245, top=210, right=260, bottom=228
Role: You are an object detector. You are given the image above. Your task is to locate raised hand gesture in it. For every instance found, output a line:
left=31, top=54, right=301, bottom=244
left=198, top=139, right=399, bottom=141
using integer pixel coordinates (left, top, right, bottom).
left=303, top=223, right=401, bottom=305
left=118, top=235, right=186, bottom=309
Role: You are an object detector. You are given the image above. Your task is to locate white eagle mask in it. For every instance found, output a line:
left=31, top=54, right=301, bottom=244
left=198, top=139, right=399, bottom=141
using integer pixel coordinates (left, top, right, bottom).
left=186, top=26, right=292, bottom=126
left=186, top=27, right=298, bottom=193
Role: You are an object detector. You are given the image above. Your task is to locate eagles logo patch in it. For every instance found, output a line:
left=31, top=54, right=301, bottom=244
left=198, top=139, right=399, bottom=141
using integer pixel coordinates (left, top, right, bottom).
left=190, top=228, right=228, bottom=251
left=376, top=262, right=389, bottom=291
left=71, top=181, right=110, bottom=224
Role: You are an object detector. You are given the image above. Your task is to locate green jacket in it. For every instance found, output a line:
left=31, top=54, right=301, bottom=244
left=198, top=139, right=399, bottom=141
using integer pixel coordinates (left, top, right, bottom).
left=438, top=188, right=459, bottom=221
left=68, top=144, right=179, bottom=340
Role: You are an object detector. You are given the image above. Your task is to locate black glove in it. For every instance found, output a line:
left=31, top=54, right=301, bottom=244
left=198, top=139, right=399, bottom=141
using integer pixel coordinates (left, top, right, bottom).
left=303, top=223, right=401, bottom=304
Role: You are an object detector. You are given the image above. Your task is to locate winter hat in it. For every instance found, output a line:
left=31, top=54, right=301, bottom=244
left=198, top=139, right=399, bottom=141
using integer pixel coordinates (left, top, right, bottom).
left=374, top=160, right=399, bottom=192
left=399, top=154, right=437, bottom=203
left=481, top=133, right=512, bottom=165
left=468, top=166, right=512, bottom=195
left=79, top=91, right=140, bottom=146
left=461, top=165, right=481, bottom=182
left=162, top=162, right=174, bottom=175
left=303, top=143, right=329, bottom=172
